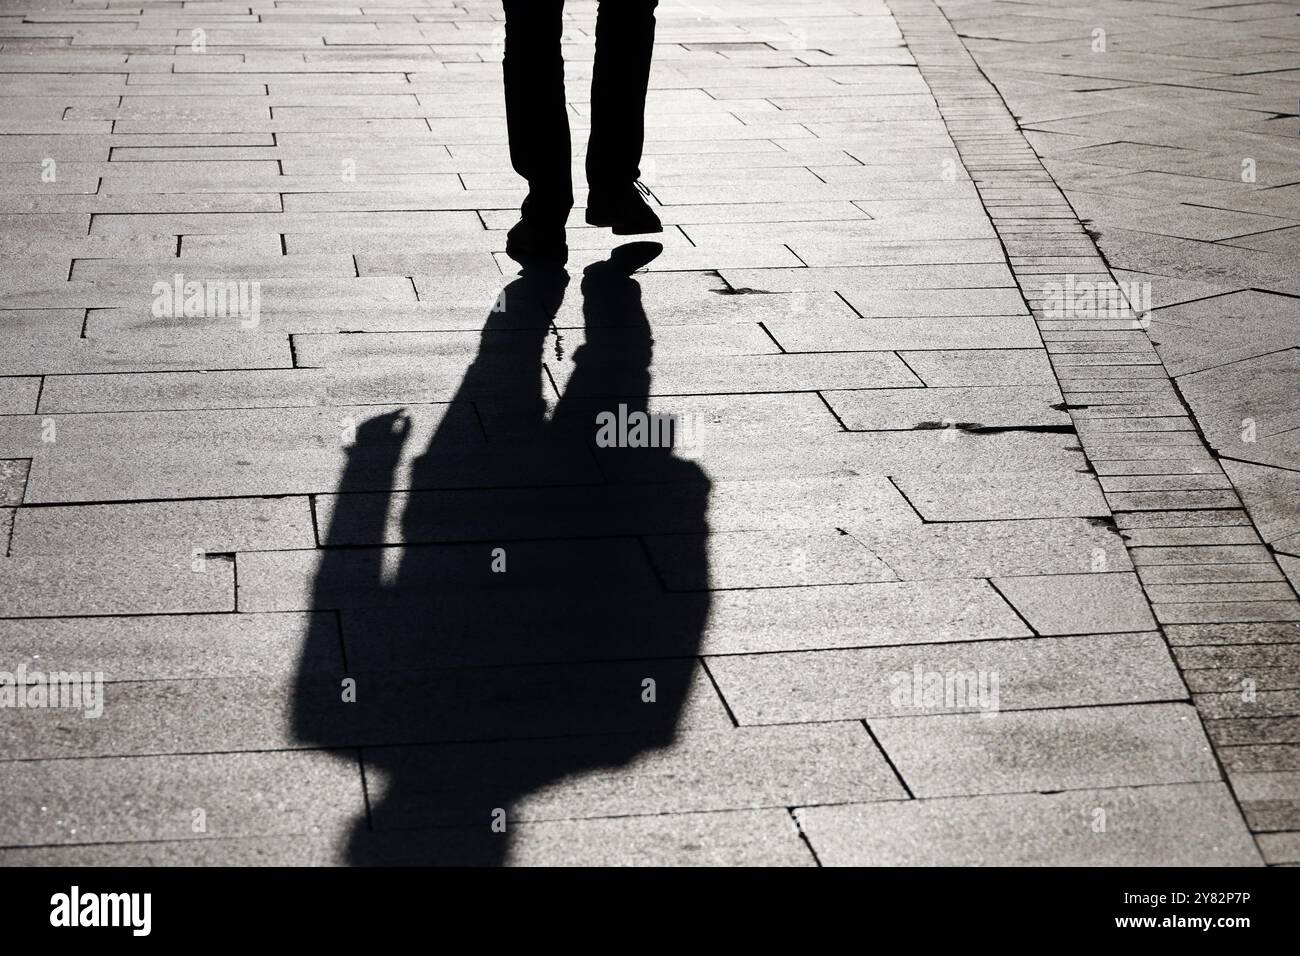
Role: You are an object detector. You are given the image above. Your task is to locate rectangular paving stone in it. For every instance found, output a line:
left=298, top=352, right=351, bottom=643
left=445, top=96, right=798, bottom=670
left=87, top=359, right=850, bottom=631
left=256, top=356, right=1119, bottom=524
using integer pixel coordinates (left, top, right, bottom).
left=1139, top=563, right=1286, bottom=585
left=892, top=471, right=1107, bottom=520
left=824, top=384, right=1065, bottom=430
left=700, top=580, right=1031, bottom=655
left=0, top=612, right=337, bottom=681
left=991, top=572, right=1156, bottom=634
left=897, top=348, right=1056, bottom=386
left=796, top=782, right=1260, bottom=866
left=237, top=536, right=661, bottom=614
left=837, top=287, right=1027, bottom=317
left=0, top=331, right=292, bottom=376
left=0, top=459, right=28, bottom=506
left=0, top=750, right=363, bottom=846
left=9, top=497, right=314, bottom=556
left=720, top=263, right=1015, bottom=293
left=646, top=529, right=898, bottom=591
left=871, top=702, right=1220, bottom=797
left=0, top=656, right=729, bottom=760
left=62, top=807, right=819, bottom=866
left=847, top=518, right=1130, bottom=580
left=0, top=377, right=39, bottom=414
left=767, top=316, right=1041, bottom=353
left=2, top=404, right=493, bottom=503
left=317, top=475, right=920, bottom=547
left=1231, top=771, right=1300, bottom=831
left=1166, top=622, right=1300, bottom=646
left=368, top=722, right=907, bottom=828
left=1257, top=831, right=1300, bottom=865
left=0, top=552, right=233, bottom=617
left=709, top=632, right=1184, bottom=724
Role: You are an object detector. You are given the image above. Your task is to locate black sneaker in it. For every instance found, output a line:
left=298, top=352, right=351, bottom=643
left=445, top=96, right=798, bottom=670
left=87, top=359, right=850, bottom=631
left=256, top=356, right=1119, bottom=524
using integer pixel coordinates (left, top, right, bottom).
left=585, top=181, right=663, bottom=235
left=505, top=216, right=568, bottom=264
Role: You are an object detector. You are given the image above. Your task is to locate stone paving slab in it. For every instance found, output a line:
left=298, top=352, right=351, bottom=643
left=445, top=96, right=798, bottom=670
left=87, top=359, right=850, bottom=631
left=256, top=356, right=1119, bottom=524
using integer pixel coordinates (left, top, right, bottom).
left=0, top=0, right=1287, bottom=866
left=1, top=808, right=816, bottom=866
left=796, top=782, right=1260, bottom=866
left=368, top=723, right=906, bottom=828
left=709, top=632, right=1184, bottom=724
left=871, top=702, right=1219, bottom=798
left=0, top=751, right=364, bottom=847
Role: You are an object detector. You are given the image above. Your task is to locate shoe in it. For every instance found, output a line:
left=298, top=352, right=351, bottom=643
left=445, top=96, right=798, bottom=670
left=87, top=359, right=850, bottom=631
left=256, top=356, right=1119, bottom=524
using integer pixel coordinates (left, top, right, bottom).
left=505, top=216, right=568, bottom=264
left=585, top=181, right=663, bottom=235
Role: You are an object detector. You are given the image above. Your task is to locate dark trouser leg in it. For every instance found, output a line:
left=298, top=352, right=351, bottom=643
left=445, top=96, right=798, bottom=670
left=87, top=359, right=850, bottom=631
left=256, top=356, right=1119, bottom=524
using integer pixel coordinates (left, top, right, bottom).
left=503, top=0, right=572, bottom=223
left=586, top=0, right=658, bottom=195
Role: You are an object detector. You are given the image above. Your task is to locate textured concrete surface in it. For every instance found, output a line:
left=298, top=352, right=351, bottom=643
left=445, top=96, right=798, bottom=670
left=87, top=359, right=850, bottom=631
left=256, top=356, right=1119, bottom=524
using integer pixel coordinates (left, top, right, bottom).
left=0, top=0, right=1293, bottom=865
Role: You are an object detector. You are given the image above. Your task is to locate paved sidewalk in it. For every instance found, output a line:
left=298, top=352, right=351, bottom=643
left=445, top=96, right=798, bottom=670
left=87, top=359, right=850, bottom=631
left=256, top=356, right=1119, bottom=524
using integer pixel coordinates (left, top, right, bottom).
left=0, top=0, right=1290, bottom=865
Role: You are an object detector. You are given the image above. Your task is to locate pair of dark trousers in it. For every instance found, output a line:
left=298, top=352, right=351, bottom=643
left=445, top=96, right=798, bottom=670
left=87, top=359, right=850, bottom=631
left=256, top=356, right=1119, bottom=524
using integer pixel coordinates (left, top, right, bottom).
left=502, top=0, right=658, bottom=225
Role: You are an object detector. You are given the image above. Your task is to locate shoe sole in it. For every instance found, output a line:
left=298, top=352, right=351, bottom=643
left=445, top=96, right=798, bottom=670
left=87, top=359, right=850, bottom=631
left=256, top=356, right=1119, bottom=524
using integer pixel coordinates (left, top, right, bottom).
left=584, top=212, right=664, bottom=235
left=505, top=239, right=568, bottom=263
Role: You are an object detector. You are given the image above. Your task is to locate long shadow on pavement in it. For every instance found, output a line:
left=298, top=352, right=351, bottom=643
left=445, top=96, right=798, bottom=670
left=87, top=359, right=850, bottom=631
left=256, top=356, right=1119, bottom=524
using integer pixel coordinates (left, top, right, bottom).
left=294, top=242, right=712, bottom=864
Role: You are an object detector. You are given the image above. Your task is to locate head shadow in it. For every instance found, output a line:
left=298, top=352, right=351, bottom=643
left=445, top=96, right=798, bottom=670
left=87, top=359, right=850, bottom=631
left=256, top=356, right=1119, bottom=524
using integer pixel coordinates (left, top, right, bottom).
left=294, top=242, right=712, bottom=864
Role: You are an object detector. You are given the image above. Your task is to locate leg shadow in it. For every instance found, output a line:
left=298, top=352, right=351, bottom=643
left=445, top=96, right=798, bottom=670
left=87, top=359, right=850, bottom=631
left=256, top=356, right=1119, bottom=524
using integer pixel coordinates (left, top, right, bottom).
left=294, top=243, right=711, bottom=865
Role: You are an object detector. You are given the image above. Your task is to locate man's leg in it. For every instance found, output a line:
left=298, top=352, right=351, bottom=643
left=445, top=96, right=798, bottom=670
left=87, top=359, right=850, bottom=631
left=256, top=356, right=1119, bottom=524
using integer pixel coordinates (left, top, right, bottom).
left=503, top=0, right=572, bottom=253
left=585, top=0, right=662, bottom=233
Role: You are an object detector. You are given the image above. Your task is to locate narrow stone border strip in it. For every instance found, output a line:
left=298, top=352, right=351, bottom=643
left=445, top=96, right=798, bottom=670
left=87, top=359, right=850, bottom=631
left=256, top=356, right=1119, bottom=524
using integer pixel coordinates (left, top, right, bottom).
left=887, top=0, right=1300, bottom=846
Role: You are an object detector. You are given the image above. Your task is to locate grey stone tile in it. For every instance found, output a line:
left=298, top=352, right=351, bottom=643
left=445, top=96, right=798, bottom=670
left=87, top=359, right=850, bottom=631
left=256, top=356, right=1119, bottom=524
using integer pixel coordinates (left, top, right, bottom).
left=720, top=262, right=1015, bottom=293
left=709, top=632, right=1184, bottom=724
left=992, top=571, right=1157, bottom=634
left=1257, top=831, right=1300, bottom=865
left=796, top=782, right=1260, bottom=865
left=871, top=703, right=1220, bottom=797
left=2, top=404, right=488, bottom=503
left=1220, top=458, right=1300, bottom=545
left=9, top=497, right=314, bottom=556
left=1156, top=601, right=1300, bottom=626
left=368, top=722, right=906, bottom=828
left=1232, top=771, right=1300, bottom=832
left=767, top=315, right=1041, bottom=352
left=892, top=471, right=1108, bottom=520
left=646, top=529, right=899, bottom=590
left=0, top=750, right=363, bottom=845
left=1117, top=537, right=1282, bottom=575
left=824, top=385, right=1065, bottom=430
left=559, top=351, right=923, bottom=396
left=0, top=552, right=233, bottom=617
left=0, top=459, right=28, bottom=506
left=502, top=808, right=817, bottom=866
left=0, top=377, right=39, bottom=414
left=0, top=612, right=337, bottom=681
left=896, top=349, right=1056, bottom=386
left=845, top=518, right=1129, bottom=581
left=316, top=475, right=920, bottom=548
left=0, top=837, right=350, bottom=867
left=0, top=655, right=729, bottom=759
left=699, top=580, right=1031, bottom=655
left=0, top=331, right=292, bottom=376
left=835, top=287, right=1027, bottom=317
left=1166, top=622, right=1300, bottom=647
left=0, top=807, right=816, bottom=866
